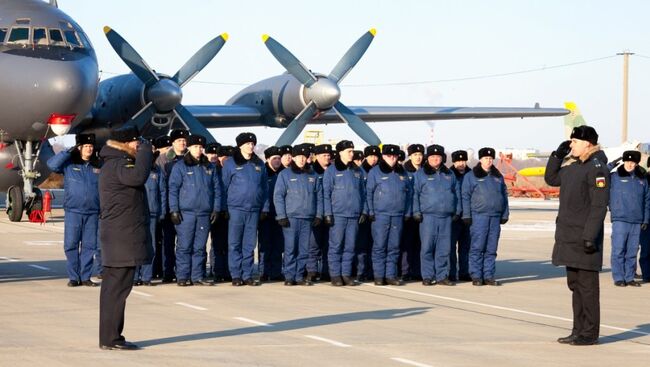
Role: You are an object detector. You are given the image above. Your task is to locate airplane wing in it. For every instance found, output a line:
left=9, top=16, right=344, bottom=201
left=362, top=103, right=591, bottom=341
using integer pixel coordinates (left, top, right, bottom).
left=187, top=105, right=263, bottom=128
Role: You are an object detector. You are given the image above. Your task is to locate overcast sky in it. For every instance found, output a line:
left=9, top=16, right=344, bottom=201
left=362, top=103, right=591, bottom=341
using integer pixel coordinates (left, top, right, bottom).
left=60, top=0, right=650, bottom=151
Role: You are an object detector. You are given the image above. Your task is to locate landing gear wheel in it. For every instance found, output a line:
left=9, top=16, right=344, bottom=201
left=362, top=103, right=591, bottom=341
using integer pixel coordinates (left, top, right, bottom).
left=6, top=185, right=24, bottom=222
left=25, top=188, right=43, bottom=217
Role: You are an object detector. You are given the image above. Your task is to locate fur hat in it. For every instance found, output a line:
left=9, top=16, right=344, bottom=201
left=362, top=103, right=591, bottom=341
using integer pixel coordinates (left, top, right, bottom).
left=153, top=135, right=171, bottom=149
left=407, top=144, right=425, bottom=156
left=279, top=145, right=293, bottom=156
left=364, top=145, right=381, bottom=158
left=313, top=144, right=333, bottom=155
left=292, top=144, right=311, bottom=157
left=169, top=129, right=189, bottom=143
left=478, top=147, right=496, bottom=159
left=382, top=144, right=400, bottom=155
left=187, top=134, right=206, bottom=147
left=622, top=150, right=641, bottom=164
left=353, top=150, right=364, bottom=161
left=264, top=146, right=281, bottom=159
left=451, top=150, right=468, bottom=162
left=110, top=126, right=139, bottom=143
left=426, top=144, right=445, bottom=157
left=398, top=150, right=406, bottom=161
left=235, top=132, right=257, bottom=147
left=75, top=133, right=95, bottom=146
left=205, top=143, right=221, bottom=155
left=217, top=145, right=235, bottom=157
left=570, top=125, right=598, bottom=145
left=336, top=140, right=354, bottom=152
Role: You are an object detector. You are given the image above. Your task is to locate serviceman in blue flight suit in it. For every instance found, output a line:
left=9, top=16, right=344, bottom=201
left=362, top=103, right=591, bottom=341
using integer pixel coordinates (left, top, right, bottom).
left=366, top=144, right=412, bottom=286
left=355, top=145, right=381, bottom=282
left=274, top=144, right=323, bottom=286
left=156, top=128, right=189, bottom=283
left=47, top=133, right=101, bottom=287
left=204, top=142, right=221, bottom=279
left=353, top=150, right=364, bottom=167
left=150, top=135, right=171, bottom=279
left=462, top=147, right=509, bottom=286
left=324, top=140, right=367, bottom=286
left=222, top=132, right=269, bottom=286
left=258, top=146, right=285, bottom=281
left=168, top=134, right=221, bottom=287
left=413, top=144, right=461, bottom=286
left=400, top=144, right=424, bottom=281
left=307, top=144, right=333, bottom=282
left=449, top=150, right=472, bottom=282
left=133, top=142, right=167, bottom=286
left=208, top=145, right=234, bottom=282
left=609, top=150, right=649, bottom=287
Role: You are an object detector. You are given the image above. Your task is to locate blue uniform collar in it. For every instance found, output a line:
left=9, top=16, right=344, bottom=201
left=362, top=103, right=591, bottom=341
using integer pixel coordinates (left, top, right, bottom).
left=472, top=164, right=502, bottom=178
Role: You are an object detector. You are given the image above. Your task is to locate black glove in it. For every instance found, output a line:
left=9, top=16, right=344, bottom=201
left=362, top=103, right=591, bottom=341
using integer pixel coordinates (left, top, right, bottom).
left=404, top=216, right=412, bottom=222
left=463, top=218, right=472, bottom=226
left=641, top=223, right=648, bottom=231
left=553, top=140, right=572, bottom=159
left=210, top=211, right=218, bottom=225
left=369, top=214, right=376, bottom=222
left=452, top=214, right=460, bottom=222
left=413, top=213, right=423, bottom=223
left=324, top=215, right=334, bottom=226
left=158, top=215, right=165, bottom=223
left=170, top=211, right=183, bottom=225
left=500, top=218, right=508, bottom=225
left=584, top=240, right=598, bottom=254
left=358, top=214, right=368, bottom=225
left=312, top=217, right=322, bottom=227
left=67, top=144, right=79, bottom=153
left=277, top=218, right=290, bottom=228
left=260, top=212, right=269, bottom=221
left=220, top=211, right=229, bottom=220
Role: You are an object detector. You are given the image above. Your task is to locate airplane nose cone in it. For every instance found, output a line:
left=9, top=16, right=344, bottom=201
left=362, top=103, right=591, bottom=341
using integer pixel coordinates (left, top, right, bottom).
left=306, top=77, right=341, bottom=110
left=147, top=79, right=183, bottom=112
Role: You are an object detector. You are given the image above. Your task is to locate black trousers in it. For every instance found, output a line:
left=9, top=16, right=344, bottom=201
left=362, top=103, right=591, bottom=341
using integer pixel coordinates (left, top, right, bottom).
left=566, top=266, right=600, bottom=340
left=100, top=266, right=135, bottom=346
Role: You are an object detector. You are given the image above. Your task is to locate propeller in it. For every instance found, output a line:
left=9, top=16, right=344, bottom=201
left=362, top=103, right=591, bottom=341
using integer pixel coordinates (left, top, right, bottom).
left=103, top=26, right=228, bottom=142
left=263, top=29, right=380, bottom=146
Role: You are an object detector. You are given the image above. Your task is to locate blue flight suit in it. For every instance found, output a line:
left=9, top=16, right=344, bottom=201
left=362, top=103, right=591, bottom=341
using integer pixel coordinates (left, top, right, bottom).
left=462, top=165, right=509, bottom=281
left=355, top=161, right=375, bottom=280
left=274, top=162, right=323, bottom=282
left=367, top=160, right=411, bottom=280
left=258, top=163, right=284, bottom=280
left=156, top=149, right=185, bottom=281
left=47, top=150, right=101, bottom=282
left=222, top=151, right=269, bottom=281
left=134, top=164, right=167, bottom=283
left=209, top=164, right=230, bottom=281
left=450, top=166, right=471, bottom=281
left=413, top=163, right=461, bottom=281
left=308, top=161, right=330, bottom=279
left=609, top=166, right=650, bottom=283
left=400, top=160, right=421, bottom=280
left=324, top=158, right=366, bottom=278
left=169, top=154, right=221, bottom=282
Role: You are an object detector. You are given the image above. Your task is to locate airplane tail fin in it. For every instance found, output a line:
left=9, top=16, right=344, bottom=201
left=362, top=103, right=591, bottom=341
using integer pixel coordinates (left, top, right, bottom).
left=563, top=101, right=587, bottom=139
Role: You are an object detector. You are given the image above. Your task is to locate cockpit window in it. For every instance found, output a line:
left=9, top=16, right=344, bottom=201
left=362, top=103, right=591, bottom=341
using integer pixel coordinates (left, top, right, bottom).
left=33, top=28, right=48, bottom=46
left=64, top=30, right=81, bottom=48
left=49, top=29, right=66, bottom=47
left=0, top=28, right=7, bottom=43
left=7, top=27, right=30, bottom=45
left=77, top=31, right=92, bottom=49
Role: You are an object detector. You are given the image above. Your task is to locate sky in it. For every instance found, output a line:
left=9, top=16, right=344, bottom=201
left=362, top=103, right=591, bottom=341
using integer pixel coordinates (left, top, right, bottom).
left=58, top=0, right=650, bottom=151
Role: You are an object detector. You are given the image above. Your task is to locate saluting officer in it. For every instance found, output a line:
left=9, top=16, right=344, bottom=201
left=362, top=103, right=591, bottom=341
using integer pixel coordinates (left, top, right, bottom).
left=324, top=140, right=367, bottom=286
left=413, top=144, right=460, bottom=286
left=449, top=150, right=472, bottom=282
left=609, top=150, right=648, bottom=287
left=47, top=133, right=101, bottom=287
left=222, top=133, right=269, bottom=286
left=400, top=144, right=424, bottom=281
left=274, top=144, right=323, bottom=286
left=258, top=146, right=285, bottom=281
left=462, top=147, right=509, bottom=286
left=279, top=145, right=293, bottom=169
left=307, top=144, right=333, bottom=282
left=545, top=125, right=609, bottom=346
left=168, top=134, right=221, bottom=286
left=366, top=144, right=412, bottom=286
left=356, top=145, right=381, bottom=281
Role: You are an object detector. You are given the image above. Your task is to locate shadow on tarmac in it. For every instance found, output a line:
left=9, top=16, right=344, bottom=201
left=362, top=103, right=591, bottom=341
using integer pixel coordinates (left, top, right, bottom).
left=495, top=259, right=611, bottom=284
left=0, top=259, right=71, bottom=283
left=136, top=307, right=431, bottom=347
left=600, top=323, right=650, bottom=344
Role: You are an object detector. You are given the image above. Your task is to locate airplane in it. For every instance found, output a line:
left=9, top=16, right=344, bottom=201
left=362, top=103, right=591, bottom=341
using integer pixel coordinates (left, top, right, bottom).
left=1, top=0, right=569, bottom=222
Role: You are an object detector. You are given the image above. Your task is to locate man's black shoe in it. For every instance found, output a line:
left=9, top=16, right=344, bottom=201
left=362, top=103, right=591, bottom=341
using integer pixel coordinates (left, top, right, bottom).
left=231, top=278, right=244, bottom=286
left=331, top=276, right=344, bottom=286
left=133, top=280, right=143, bottom=286
left=386, top=278, right=403, bottom=286
left=270, top=275, right=285, bottom=281
left=177, top=279, right=191, bottom=287
left=400, top=275, right=413, bottom=282
left=557, top=334, right=577, bottom=344
left=284, top=280, right=296, bottom=286
left=193, top=280, right=214, bottom=286
left=81, top=280, right=99, bottom=287
left=484, top=279, right=500, bottom=286
left=448, top=276, right=458, bottom=282
left=614, top=281, right=627, bottom=287
left=422, top=279, right=435, bottom=286
left=143, top=281, right=155, bottom=286
left=67, top=280, right=80, bottom=287
left=356, top=275, right=368, bottom=282
left=374, top=278, right=386, bottom=286
left=297, top=279, right=313, bottom=286
left=438, top=278, right=456, bottom=286
left=259, top=275, right=270, bottom=282
left=99, top=341, right=139, bottom=351
left=627, top=280, right=642, bottom=287
left=459, top=275, right=472, bottom=282
left=569, top=336, right=598, bottom=346
left=342, top=276, right=358, bottom=286
left=244, top=278, right=260, bottom=286
left=162, top=277, right=175, bottom=284
left=472, top=278, right=483, bottom=286
left=306, top=272, right=317, bottom=282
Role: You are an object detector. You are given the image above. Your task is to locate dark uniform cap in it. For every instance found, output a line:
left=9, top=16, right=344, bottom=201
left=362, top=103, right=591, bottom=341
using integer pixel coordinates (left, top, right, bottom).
left=304, top=143, right=316, bottom=153
left=570, top=125, right=598, bottom=145
left=398, top=150, right=406, bottom=161
left=292, top=144, right=311, bottom=157
left=407, top=144, right=425, bottom=156
left=235, top=132, right=257, bottom=147
left=478, top=147, right=496, bottom=159
left=75, top=133, right=95, bottom=146
left=622, top=150, right=641, bottom=163
left=426, top=144, right=445, bottom=157
left=331, top=151, right=339, bottom=161
left=188, top=134, right=206, bottom=147
left=110, top=126, right=140, bottom=143
left=313, top=144, right=332, bottom=155
left=217, top=145, right=235, bottom=157
left=336, top=140, right=354, bottom=152
left=153, top=135, right=172, bottom=149
left=278, top=145, right=292, bottom=156
left=353, top=150, right=364, bottom=161
left=264, top=146, right=281, bottom=159
left=382, top=144, right=400, bottom=155
left=364, top=145, right=381, bottom=158
left=170, top=129, right=189, bottom=143
left=205, top=142, right=221, bottom=154
left=451, top=150, right=468, bottom=162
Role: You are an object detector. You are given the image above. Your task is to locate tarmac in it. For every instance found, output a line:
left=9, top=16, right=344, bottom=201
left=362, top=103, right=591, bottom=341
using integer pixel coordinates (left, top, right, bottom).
left=1, top=200, right=649, bottom=367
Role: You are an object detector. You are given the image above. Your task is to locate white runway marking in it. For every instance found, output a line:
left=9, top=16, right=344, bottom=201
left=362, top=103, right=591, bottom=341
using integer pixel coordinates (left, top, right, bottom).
left=496, top=275, right=537, bottom=282
left=391, top=357, right=434, bottom=367
left=131, top=290, right=152, bottom=297
left=233, top=317, right=272, bottom=327
left=28, top=264, right=50, bottom=271
left=175, top=302, right=207, bottom=311
left=367, top=284, right=650, bottom=336
left=304, top=335, right=351, bottom=347
left=0, top=256, right=19, bottom=262
left=24, top=240, right=63, bottom=246
left=392, top=310, right=424, bottom=317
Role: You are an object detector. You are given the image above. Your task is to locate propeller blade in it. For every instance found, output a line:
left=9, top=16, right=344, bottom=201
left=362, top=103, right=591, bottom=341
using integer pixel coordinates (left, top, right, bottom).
left=262, top=34, right=317, bottom=87
left=173, top=33, right=229, bottom=87
left=123, top=102, right=154, bottom=131
left=329, top=28, right=376, bottom=84
left=174, top=104, right=216, bottom=144
left=332, top=102, right=381, bottom=145
left=275, top=101, right=318, bottom=146
left=103, top=26, right=159, bottom=85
